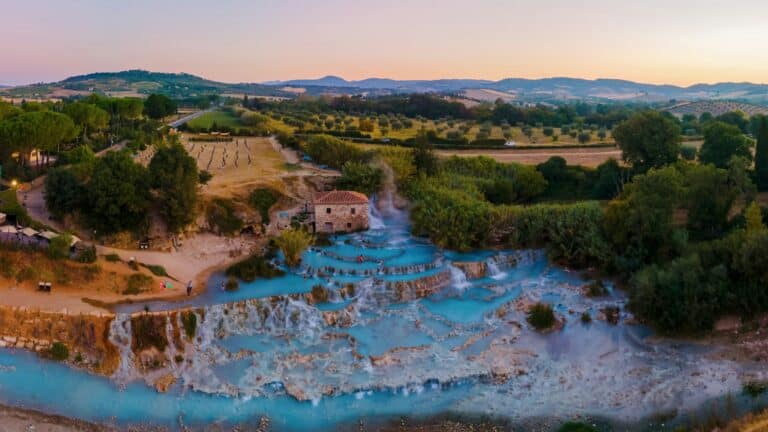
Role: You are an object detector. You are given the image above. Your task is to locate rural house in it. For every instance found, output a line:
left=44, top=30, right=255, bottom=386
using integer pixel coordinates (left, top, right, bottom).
left=312, top=190, right=369, bottom=233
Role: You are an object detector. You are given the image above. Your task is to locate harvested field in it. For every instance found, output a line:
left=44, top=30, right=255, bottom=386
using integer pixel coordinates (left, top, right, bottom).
left=436, top=147, right=622, bottom=167
left=183, top=135, right=287, bottom=197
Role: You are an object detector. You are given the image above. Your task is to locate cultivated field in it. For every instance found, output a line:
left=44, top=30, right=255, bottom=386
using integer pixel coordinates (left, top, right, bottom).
left=666, top=100, right=768, bottom=118
left=186, top=110, right=244, bottom=130
left=436, top=147, right=622, bottom=167
left=264, top=110, right=615, bottom=146
left=462, top=88, right=517, bottom=103
left=184, top=135, right=287, bottom=197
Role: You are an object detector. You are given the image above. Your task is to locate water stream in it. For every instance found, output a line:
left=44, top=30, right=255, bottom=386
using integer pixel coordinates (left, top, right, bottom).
left=0, top=205, right=764, bottom=430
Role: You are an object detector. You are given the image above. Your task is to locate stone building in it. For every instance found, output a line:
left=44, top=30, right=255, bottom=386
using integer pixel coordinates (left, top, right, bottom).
left=312, top=190, right=369, bottom=233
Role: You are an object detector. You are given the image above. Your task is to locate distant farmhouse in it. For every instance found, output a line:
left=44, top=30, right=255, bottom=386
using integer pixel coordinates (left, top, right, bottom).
left=312, top=191, right=369, bottom=233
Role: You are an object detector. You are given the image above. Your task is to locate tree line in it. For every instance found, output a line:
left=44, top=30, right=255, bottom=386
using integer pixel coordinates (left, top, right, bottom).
left=0, top=93, right=176, bottom=181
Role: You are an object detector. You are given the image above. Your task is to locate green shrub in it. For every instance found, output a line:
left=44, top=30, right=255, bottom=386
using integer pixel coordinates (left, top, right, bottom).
left=225, top=276, right=239, bottom=291
left=47, top=234, right=72, bottom=260
left=141, top=263, right=168, bottom=277
left=206, top=199, right=243, bottom=236
left=226, top=254, right=284, bottom=282
left=124, top=273, right=153, bottom=295
left=557, top=422, right=598, bottom=432
left=274, top=228, right=313, bottom=267
left=527, top=303, right=556, bottom=330
left=585, top=280, right=608, bottom=297
left=335, top=162, right=383, bottom=195
left=491, top=202, right=609, bottom=268
left=49, top=342, right=69, bottom=361
left=198, top=170, right=213, bottom=185
left=105, top=253, right=121, bottom=262
left=302, top=134, right=372, bottom=169
left=743, top=381, right=768, bottom=398
left=76, top=245, right=97, bottom=263
left=15, top=266, right=37, bottom=283
left=249, top=188, right=280, bottom=225
left=0, top=255, right=15, bottom=278
left=180, top=311, right=197, bottom=339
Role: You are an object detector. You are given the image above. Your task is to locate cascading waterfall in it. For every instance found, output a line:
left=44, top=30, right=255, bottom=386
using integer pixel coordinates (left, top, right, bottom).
left=368, top=202, right=386, bottom=230
left=108, top=314, right=136, bottom=385
left=447, top=264, right=470, bottom=290
left=486, top=258, right=507, bottom=280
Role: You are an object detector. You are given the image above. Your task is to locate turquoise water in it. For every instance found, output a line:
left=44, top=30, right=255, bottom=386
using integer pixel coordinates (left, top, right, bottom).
left=0, top=205, right=761, bottom=430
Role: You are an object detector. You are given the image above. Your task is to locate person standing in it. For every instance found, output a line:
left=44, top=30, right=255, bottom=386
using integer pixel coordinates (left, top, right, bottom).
left=186, top=281, right=193, bottom=296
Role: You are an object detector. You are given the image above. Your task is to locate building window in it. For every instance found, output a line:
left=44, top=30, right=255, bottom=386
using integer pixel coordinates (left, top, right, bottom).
left=347, top=223, right=352, bottom=229
left=351, top=207, right=356, bottom=215
left=326, top=208, right=331, bottom=214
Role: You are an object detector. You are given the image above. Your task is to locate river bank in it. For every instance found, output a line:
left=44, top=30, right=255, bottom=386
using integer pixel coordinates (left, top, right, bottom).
left=0, top=403, right=113, bottom=432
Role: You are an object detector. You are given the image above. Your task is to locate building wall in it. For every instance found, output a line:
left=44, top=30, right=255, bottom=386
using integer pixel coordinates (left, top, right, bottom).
left=314, top=203, right=369, bottom=233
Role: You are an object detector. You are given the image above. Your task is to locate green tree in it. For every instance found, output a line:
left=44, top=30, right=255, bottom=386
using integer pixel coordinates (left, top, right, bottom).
left=699, top=121, right=752, bottom=168
left=603, top=166, right=686, bottom=271
left=0, top=111, right=76, bottom=167
left=63, top=102, right=109, bottom=140
left=143, top=94, right=177, bottom=119
left=86, top=151, right=151, bottom=234
left=754, top=115, right=768, bottom=190
left=275, top=228, right=313, bottom=267
left=148, top=144, right=199, bottom=232
left=591, top=158, right=625, bottom=200
left=684, top=164, right=736, bottom=240
left=0, top=100, right=22, bottom=120
left=44, top=167, right=85, bottom=219
left=412, top=134, right=438, bottom=176
left=716, top=111, right=749, bottom=133
left=335, top=161, right=383, bottom=195
left=612, top=111, right=681, bottom=172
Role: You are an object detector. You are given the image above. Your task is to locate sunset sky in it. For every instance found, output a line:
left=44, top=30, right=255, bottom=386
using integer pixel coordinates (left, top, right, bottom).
left=2, top=0, right=768, bottom=86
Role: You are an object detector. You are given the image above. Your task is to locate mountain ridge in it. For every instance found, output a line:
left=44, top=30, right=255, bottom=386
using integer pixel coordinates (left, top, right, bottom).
left=3, top=70, right=768, bottom=103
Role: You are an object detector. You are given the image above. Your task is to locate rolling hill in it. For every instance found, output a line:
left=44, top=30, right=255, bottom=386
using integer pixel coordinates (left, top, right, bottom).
left=273, top=76, right=768, bottom=104
left=3, top=70, right=768, bottom=106
left=0, top=70, right=290, bottom=99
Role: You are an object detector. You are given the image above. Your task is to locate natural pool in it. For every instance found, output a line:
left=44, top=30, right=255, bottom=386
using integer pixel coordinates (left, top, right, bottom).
left=0, top=205, right=765, bottom=430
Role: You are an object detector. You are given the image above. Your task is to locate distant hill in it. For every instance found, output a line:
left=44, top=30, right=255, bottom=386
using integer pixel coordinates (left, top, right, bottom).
left=0, top=70, right=290, bottom=99
left=272, top=76, right=768, bottom=104
left=4, top=70, right=768, bottom=105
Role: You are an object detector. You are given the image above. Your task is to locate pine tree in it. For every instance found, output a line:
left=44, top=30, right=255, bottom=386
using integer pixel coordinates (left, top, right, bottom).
left=755, top=115, right=768, bottom=190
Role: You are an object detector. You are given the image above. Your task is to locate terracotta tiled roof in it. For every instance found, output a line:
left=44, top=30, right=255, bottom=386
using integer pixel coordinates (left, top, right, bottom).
left=313, top=190, right=369, bottom=205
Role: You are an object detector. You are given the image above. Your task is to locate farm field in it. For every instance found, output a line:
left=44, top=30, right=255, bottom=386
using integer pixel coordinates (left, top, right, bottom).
left=263, top=110, right=616, bottom=146
left=436, top=147, right=622, bottom=167
left=186, top=110, right=244, bottom=130
left=185, top=135, right=287, bottom=198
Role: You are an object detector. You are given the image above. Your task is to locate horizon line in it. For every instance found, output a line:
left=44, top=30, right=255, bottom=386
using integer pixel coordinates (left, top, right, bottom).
left=3, top=69, right=768, bottom=89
